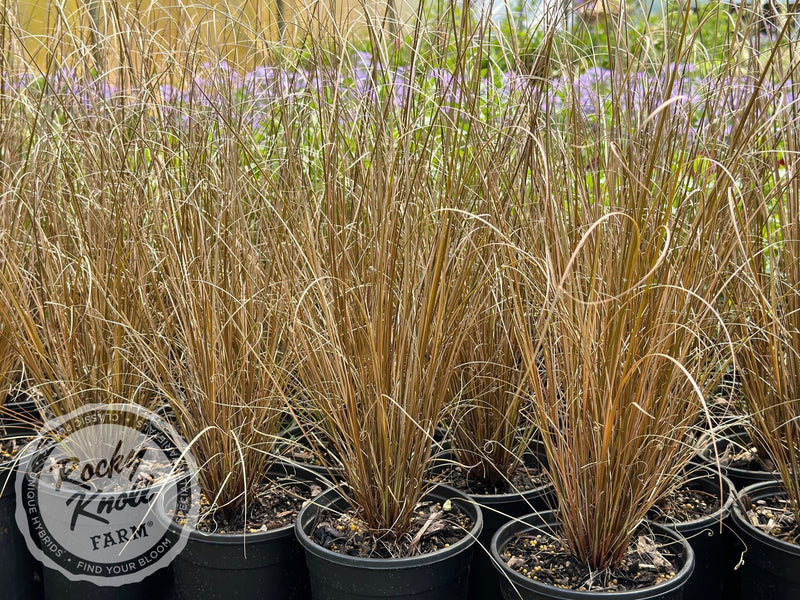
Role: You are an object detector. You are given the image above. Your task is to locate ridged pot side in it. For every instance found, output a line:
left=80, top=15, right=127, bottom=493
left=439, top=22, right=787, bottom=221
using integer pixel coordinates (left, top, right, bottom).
left=168, top=462, right=326, bottom=600
left=295, top=483, right=483, bottom=600
left=654, top=466, right=735, bottom=600
left=1, top=445, right=43, bottom=600
left=2, top=404, right=44, bottom=599
left=731, top=480, right=800, bottom=600
left=446, top=444, right=554, bottom=600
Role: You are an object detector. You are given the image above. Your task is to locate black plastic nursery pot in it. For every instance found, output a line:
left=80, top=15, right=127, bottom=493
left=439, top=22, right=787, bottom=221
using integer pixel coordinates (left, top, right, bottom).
left=295, top=483, right=484, bottom=600
left=168, top=462, right=326, bottom=600
left=459, top=453, right=554, bottom=600
left=654, top=466, right=735, bottom=600
left=695, top=430, right=779, bottom=600
left=1, top=448, right=43, bottom=600
left=697, top=430, right=779, bottom=491
left=39, top=565, right=172, bottom=600
left=1, top=398, right=43, bottom=433
left=0, top=403, right=44, bottom=600
left=730, top=480, right=800, bottom=600
left=490, top=510, right=695, bottom=600
left=20, top=472, right=174, bottom=600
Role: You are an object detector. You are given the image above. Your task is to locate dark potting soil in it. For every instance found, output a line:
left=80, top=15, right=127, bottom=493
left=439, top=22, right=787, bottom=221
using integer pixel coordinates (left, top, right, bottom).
left=440, top=455, right=548, bottom=496
left=310, top=499, right=474, bottom=559
left=501, top=529, right=680, bottom=592
left=28, top=453, right=176, bottom=493
left=744, top=495, right=800, bottom=544
left=648, top=485, right=721, bottom=524
left=197, top=478, right=324, bottom=534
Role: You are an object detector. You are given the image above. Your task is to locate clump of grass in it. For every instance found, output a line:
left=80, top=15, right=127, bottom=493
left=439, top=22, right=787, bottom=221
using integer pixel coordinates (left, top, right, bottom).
left=0, top=5, right=186, bottom=419
left=0, top=5, right=319, bottom=523
left=0, top=183, right=160, bottom=417
left=434, top=22, right=557, bottom=490
left=445, top=256, right=535, bottom=490
left=136, top=192, right=292, bottom=524
left=506, top=2, right=788, bottom=575
left=728, top=29, right=800, bottom=525
left=283, top=9, right=519, bottom=549
left=290, top=202, right=481, bottom=544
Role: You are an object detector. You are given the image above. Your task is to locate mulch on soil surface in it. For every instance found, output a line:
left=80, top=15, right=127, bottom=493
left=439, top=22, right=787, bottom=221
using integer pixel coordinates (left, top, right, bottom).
left=310, top=499, right=474, bottom=559
left=716, top=440, right=775, bottom=472
left=502, top=528, right=680, bottom=592
left=440, top=454, right=548, bottom=496
left=649, top=484, right=721, bottom=524
left=197, top=478, right=324, bottom=534
left=745, top=495, right=800, bottom=545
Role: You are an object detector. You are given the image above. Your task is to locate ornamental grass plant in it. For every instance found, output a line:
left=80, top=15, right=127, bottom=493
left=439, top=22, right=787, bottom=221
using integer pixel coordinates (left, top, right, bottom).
left=728, top=42, right=800, bottom=530
left=0, top=0, right=196, bottom=420
left=505, top=2, right=796, bottom=578
left=135, top=194, right=293, bottom=524
left=445, top=249, right=537, bottom=491
left=2, top=0, right=800, bottom=574
left=0, top=7, right=298, bottom=516
left=288, top=194, right=482, bottom=550
left=79, top=34, right=303, bottom=525
left=283, top=3, right=535, bottom=552
left=0, top=163, right=160, bottom=418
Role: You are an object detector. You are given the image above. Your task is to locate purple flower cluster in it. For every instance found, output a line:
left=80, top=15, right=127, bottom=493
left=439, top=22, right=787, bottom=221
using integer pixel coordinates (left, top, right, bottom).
left=3, top=53, right=797, bottom=140
left=502, top=61, right=797, bottom=142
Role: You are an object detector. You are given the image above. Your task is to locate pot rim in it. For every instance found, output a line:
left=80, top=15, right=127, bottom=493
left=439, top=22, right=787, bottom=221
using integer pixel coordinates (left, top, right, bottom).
left=32, top=472, right=174, bottom=499
left=490, top=509, right=695, bottom=599
left=434, top=443, right=554, bottom=504
left=0, top=429, right=37, bottom=472
left=171, top=518, right=296, bottom=545
left=697, top=430, right=779, bottom=479
left=164, top=462, right=326, bottom=545
left=463, top=480, right=553, bottom=505
left=0, top=396, right=42, bottom=410
left=294, top=482, right=484, bottom=569
left=0, top=400, right=44, bottom=438
left=654, top=464, right=735, bottom=532
left=731, top=480, right=800, bottom=555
